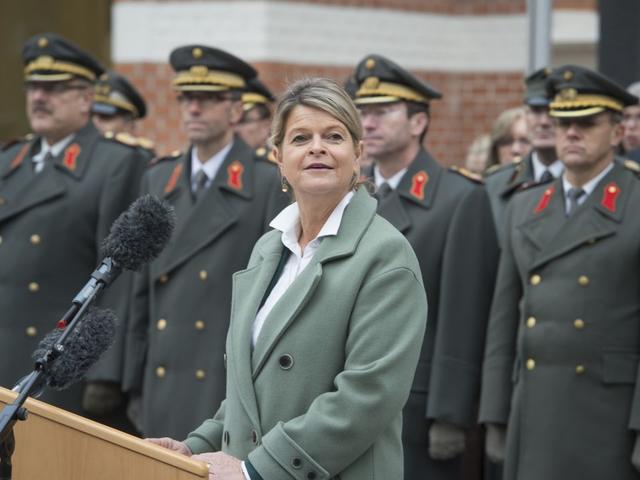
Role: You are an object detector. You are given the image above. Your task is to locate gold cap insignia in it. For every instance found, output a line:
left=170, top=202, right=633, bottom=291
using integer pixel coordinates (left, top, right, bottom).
left=99, top=73, right=108, bottom=81
left=363, top=76, right=380, bottom=89
left=38, top=37, right=48, bottom=48
left=544, top=67, right=552, bottom=76
left=365, top=58, right=376, bottom=69
left=563, top=70, right=573, bottom=81
left=192, top=47, right=203, bottom=59
left=559, top=88, right=577, bottom=101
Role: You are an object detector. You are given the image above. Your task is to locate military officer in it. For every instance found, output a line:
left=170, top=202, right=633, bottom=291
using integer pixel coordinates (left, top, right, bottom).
left=485, top=67, right=563, bottom=245
left=479, top=66, right=640, bottom=480
left=123, top=45, right=287, bottom=439
left=91, top=70, right=155, bottom=158
left=234, top=76, right=274, bottom=152
left=352, top=54, right=499, bottom=479
left=0, top=33, right=147, bottom=415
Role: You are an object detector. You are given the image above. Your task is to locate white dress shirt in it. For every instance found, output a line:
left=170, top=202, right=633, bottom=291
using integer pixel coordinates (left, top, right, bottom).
left=561, top=162, right=614, bottom=214
left=531, top=151, right=564, bottom=182
left=373, top=164, right=408, bottom=189
left=251, top=191, right=355, bottom=347
left=33, top=134, right=74, bottom=173
left=190, top=141, right=233, bottom=191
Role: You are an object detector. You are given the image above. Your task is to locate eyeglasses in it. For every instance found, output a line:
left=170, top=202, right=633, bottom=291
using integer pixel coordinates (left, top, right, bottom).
left=24, top=82, right=89, bottom=95
left=357, top=102, right=404, bottom=119
left=177, top=92, right=232, bottom=107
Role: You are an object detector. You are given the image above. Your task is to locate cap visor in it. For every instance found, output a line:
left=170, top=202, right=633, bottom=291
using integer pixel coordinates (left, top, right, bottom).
left=550, top=106, right=606, bottom=118
left=91, top=103, right=118, bottom=116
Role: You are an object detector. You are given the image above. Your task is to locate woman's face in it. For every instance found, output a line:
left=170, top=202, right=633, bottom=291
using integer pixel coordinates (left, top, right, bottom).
left=275, top=105, right=361, bottom=199
left=497, top=116, right=531, bottom=165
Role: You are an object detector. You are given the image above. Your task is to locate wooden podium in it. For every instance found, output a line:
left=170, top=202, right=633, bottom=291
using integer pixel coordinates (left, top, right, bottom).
left=0, top=387, right=208, bottom=479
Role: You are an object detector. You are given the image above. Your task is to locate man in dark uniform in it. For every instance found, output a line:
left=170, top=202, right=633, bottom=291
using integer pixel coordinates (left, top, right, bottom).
left=92, top=70, right=155, bottom=158
left=0, top=33, right=147, bottom=415
left=351, top=54, right=499, bottom=479
left=235, top=76, right=274, bottom=151
left=479, top=66, right=640, bottom=480
left=485, top=67, right=563, bottom=245
left=124, top=45, right=287, bottom=439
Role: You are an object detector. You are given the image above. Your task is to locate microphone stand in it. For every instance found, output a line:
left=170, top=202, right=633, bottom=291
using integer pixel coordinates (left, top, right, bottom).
left=0, top=258, right=121, bottom=480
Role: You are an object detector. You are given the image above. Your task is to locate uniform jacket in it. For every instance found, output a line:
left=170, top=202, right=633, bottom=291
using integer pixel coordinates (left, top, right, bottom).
left=184, top=188, right=427, bottom=480
left=479, top=159, right=640, bottom=480
left=0, top=122, right=147, bottom=413
left=124, top=138, right=287, bottom=439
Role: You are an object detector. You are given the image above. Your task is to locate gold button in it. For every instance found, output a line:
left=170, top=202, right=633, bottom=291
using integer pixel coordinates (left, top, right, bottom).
left=526, top=358, right=536, bottom=370
left=530, top=274, right=541, bottom=286
left=195, top=320, right=205, bottom=330
left=155, top=366, right=166, bottom=378
left=526, top=317, right=536, bottom=328
left=26, top=326, right=37, bottom=337
left=574, top=319, right=585, bottom=329
left=195, top=369, right=206, bottom=380
left=199, top=270, right=208, bottom=281
left=578, top=275, right=589, bottom=286
left=159, top=274, right=169, bottom=284
left=157, top=319, right=167, bottom=330
left=575, top=365, right=585, bottom=375
left=30, top=234, right=41, bottom=245
left=28, top=282, right=39, bottom=292
left=0, top=235, right=3, bottom=245
left=105, top=131, right=114, bottom=139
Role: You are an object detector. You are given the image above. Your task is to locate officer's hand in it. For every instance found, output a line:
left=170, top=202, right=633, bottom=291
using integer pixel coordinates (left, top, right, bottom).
left=485, top=423, right=506, bottom=463
left=146, top=437, right=192, bottom=456
left=632, top=433, right=640, bottom=472
left=428, top=420, right=466, bottom=460
left=82, top=381, right=124, bottom=415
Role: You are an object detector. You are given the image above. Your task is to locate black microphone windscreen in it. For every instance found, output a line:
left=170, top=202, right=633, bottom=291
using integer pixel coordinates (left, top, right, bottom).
left=101, top=194, right=176, bottom=271
left=32, top=308, right=117, bottom=390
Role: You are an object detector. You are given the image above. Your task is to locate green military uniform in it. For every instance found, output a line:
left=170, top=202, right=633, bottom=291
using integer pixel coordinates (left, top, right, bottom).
left=480, top=66, right=640, bottom=480
left=353, top=54, right=500, bottom=479
left=123, top=45, right=287, bottom=439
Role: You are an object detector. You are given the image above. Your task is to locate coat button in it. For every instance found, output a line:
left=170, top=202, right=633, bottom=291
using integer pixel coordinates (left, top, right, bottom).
left=526, top=358, right=536, bottom=370
left=279, top=354, right=294, bottom=370
left=575, top=365, right=585, bottom=375
left=159, top=274, right=169, bottom=284
left=0, top=235, right=3, bottom=245
left=578, top=275, right=589, bottom=286
left=155, top=366, right=166, bottom=378
left=223, top=353, right=227, bottom=368
left=530, top=274, right=541, bottom=286
left=291, top=457, right=302, bottom=469
left=30, top=234, right=41, bottom=245
left=223, top=431, right=230, bottom=445
left=251, top=430, right=259, bottom=445
left=195, top=369, right=206, bottom=380
left=26, top=326, right=37, bottom=337
left=573, top=319, right=585, bottom=329
left=194, top=320, right=205, bottom=330
left=526, top=316, right=536, bottom=328
left=157, top=319, right=167, bottom=330
left=199, top=270, right=208, bottom=281
left=28, top=282, right=39, bottom=292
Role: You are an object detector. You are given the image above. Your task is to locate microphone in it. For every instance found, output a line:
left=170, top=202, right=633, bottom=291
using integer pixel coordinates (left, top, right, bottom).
left=31, top=308, right=117, bottom=390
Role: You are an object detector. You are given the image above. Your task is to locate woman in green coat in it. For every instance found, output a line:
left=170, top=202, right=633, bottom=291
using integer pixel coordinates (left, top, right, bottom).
left=150, top=77, right=427, bottom=480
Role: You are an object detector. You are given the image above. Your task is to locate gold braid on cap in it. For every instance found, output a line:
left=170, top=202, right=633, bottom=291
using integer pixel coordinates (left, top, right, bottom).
left=242, top=92, right=270, bottom=106
left=550, top=92, right=624, bottom=115
left=172, top=66, right=246, bottom=91
left=24, top=56, right=96, bottom=81
left=94, top=92, right=139, bottom=117
left=354, top=77, right=430, bottom=104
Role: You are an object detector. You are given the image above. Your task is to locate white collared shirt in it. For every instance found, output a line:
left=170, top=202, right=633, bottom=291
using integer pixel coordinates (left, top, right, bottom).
left=561, top=162, right=614, bottom=214
left=251, top=191, right=355, bottom=347
left=531, top=152, right=564, bottom=182
left=190, top=141, right=233, bottom=191
left=33, top=134, right=74, bottom=172
left=373, top=164, right=408, bottom=190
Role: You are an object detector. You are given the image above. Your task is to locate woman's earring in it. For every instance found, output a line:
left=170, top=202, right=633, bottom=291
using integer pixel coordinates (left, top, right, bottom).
left=281, top=177, right=289, bottom=193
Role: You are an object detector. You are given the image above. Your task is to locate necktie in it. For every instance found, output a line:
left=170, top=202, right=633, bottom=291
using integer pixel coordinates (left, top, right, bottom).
left=192, top=170, right=209, bottom=195
left=539, top=169, right=554, bottom=183
left=34, top=151, right=53, bottom=174
left=375, top=182, right=392, bottom=200
left=566, top=187, right=585, bottom=215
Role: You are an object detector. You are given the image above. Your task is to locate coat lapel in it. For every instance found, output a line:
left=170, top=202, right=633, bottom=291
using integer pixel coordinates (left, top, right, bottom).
left=517, top=179, right=565, bottom=251
left=51, top=122, right=100, bottom=180
left=500, top=153, right=536, bottom=197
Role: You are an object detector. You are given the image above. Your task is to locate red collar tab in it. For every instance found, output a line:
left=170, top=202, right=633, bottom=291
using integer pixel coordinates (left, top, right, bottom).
left=601, top=181, right=620, bottom=213
left=10, top=144, right=30, bottom=171
left=164, top=163, right=183, bottom=194
left=227, top=160, right=244, bottom=190
left=534, top=185, right=555, bottom=213
left=410, top=171, right=429, bottom=200
left=62, top=143, right=80, bottom=171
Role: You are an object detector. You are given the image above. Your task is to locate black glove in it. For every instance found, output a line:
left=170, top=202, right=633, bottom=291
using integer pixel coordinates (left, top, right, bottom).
left=82, top=381, right=124, bottom=415
left=428, top=420, right=466, bottom=460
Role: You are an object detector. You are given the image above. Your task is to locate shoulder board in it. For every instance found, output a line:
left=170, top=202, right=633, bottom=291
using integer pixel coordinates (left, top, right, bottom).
left=623, top=159, right=640, bottom=174
left=148, top=149, right=181, bottom=167
left=254, top=146, right=277, bottom=164
left=112, top=131, right=138, bottom=147
left=137, top=136, right=155, bottom=150
left=1, top=134, right=32, bottom=152
left=449, top=165, right=484, bottom=184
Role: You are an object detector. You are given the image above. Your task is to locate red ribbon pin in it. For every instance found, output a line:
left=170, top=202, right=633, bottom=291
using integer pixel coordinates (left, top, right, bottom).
left=227, top=161, right=244, bottom=190
left=164, top=163, right=183, bottom=194
left=410, top=171, right=429, bottom=200
left=534, top=185, right=555, bottom=213
left=10, top=144, right=30, bottom=171
left=63, top=143, right=80, bottom=171
left=600, top=182, right=620, bottom=213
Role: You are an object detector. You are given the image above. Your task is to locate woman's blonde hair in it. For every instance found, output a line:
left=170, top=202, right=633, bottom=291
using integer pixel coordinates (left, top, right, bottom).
left=487, top=106, right=527, bottom=168
left=270, top=77, right=363, bottom=148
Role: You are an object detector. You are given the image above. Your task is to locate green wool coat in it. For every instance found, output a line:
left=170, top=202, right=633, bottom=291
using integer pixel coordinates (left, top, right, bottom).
left=185, top=188, right=427, bottom=480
